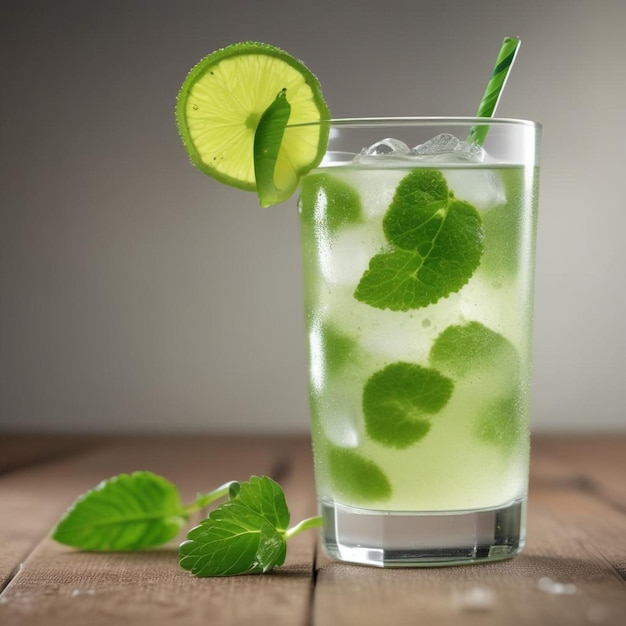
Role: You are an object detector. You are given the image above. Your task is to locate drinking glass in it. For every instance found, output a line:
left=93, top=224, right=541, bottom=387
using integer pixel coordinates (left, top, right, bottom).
left=297, top=117, right=541, bottom=566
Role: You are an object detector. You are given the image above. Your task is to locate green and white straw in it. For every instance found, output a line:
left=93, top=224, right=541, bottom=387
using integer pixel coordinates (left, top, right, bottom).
left=468, top=36, right=521, bottom=146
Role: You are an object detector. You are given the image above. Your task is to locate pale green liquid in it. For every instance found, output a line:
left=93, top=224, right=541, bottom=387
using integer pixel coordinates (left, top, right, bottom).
left=300, top=162, right=538, bottom=513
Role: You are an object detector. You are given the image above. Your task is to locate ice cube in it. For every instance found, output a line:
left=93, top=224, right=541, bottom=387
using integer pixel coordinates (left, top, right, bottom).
left=411, top=133, right=485, bottom=163
left=414, top=133, right=461, bottom=154
left=444, top=168, right=506, bottom=210
left=320, top=224, right=386, bottom=286
left=320, top=398, right=360, bottom=447
left=358, top=310, right=434, bottom=363
left=338, top=168, right=406, bottom=219
left=357, top=138, right=410, bottom=158
left=326, top=290, right=467, bottom=364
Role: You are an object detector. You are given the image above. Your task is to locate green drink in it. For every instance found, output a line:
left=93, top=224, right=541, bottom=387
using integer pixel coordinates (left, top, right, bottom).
left=299, top=118, right=541, bottom=566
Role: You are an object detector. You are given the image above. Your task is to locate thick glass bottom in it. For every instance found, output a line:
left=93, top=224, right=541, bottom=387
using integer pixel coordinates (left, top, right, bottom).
left=320, top=497, right=526, bottom=567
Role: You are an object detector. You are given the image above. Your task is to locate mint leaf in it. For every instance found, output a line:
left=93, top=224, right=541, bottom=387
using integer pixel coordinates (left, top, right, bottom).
left=363, top=362, right=453, bottom=448
left=429, top=321, right=520, bottom=381
left=354, top=169, right=484, bottom=311
left=430, top=322, right=525, bottom=450
left=480, top=167, right=531, bottom=278
left=51, top=472, right=323, bottom=577
left=382, top=168, right=450, bottom=249
left=51, top=471, right=187, bottom=551
left=327, top=444, right=392, bottom=503
left=254, top=89, right=293, bottom=207
left=476, top=390, right=525, bottom=449
left=318, top=321, right=358, bottom=374
left=300, top=172, right=363, bottom=232
left=179, top=476, right=289, bottom=577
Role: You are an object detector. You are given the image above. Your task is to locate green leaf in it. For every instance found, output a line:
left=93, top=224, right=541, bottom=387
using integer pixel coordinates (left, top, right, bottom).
left=480, top=167, right=533, bottom=278
left=253, top=89, right=293, bottom=207
left=299, top=172, right=363, bottom=233
left=430, top=322, right=525, bottom=450
left=475, top=390, right=526, bottom=449
left=382, top=168, right=450, bottom=249
left=319, top=321, right=359, bottom=375
left=354, top=169, right=484, bottom=311
left=363, top=362, right=453, bottom=448
left=51, top=471, right=187, bottom=551
left=327, top=444, right=392, bottom=503
left=179, top=476, right=289, bottom=577
left=429, top=321, right=520, bottom=380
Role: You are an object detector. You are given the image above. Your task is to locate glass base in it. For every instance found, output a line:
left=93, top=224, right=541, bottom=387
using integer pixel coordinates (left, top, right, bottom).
left=320, top=497, right=525, bottom=567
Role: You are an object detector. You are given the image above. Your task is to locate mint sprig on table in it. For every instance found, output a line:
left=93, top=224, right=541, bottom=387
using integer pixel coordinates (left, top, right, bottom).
left=51, top=473, right=322, bottom=577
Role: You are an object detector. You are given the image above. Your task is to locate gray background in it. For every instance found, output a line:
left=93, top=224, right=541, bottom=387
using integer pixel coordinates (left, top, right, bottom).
left=1, top=0, right=624, bottom=434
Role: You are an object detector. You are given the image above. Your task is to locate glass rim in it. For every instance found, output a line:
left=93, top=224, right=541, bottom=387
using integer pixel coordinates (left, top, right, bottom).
left=288, top=116, right=542, bottom=130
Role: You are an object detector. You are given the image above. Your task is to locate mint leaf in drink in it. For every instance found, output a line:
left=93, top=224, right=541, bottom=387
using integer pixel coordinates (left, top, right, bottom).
left=319, top=321, right=358, bottom=374
left=51, top=471, right=188, bottom=551
left=480, top=167, right=535, bottom=278
left=300, top=172, right=363, bottom=233
left=180, top=476, right=301, bottom=577
left=476, top=390, right=526, bottom=449
left=382, top=168, right=449, bottom=249
left=430, top=322, right=526, bottom=450
left=429, top=321, right=519, bottom=380
left=363, top=362, right=453, bottom=448
left=327, top=444, right=392, bottom=503
left=354, top=169, right=484, bottom=311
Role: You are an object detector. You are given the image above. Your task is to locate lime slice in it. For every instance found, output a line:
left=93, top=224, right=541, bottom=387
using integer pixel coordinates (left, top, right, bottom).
left=176, top=42, right=330, bottom=205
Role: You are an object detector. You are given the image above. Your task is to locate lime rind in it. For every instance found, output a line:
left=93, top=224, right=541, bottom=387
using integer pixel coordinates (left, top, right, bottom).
left=176, top=41, right=330, bottom=198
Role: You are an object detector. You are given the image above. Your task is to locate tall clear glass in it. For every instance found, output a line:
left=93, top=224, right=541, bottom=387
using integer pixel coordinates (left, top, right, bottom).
left=297, top=118, right=541, bottom=566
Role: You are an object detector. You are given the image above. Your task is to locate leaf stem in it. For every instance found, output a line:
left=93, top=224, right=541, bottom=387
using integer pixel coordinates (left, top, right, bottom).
left=183, top=481, right=237, bottom=514
left=284, top=516, right=323, bottom=540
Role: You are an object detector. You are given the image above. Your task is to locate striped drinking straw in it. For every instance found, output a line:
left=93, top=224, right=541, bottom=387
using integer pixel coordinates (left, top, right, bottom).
left=467, top=37, right=521, bottom=146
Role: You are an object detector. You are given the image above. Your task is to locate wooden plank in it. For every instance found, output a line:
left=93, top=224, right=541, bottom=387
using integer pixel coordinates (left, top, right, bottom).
left=0, top=435, right=317, bottom=626
left=312, top=436, right=626, bottom=626
left=0, top=437, right=130, bottom=586
left=531, top=435, right=626, bottom=510
left=528, top=435, right=626, bottom=583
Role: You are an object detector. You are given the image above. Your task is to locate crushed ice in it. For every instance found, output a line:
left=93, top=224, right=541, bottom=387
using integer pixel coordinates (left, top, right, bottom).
left=412, top=133, right=485, bottom=162
left=355, top=133, right=485, bottom=163
left=358, top=138, right=410, bottom=157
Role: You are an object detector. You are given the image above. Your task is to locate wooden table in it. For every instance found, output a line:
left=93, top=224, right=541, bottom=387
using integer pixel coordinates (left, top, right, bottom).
left=0, top=434, right=624, bottom=625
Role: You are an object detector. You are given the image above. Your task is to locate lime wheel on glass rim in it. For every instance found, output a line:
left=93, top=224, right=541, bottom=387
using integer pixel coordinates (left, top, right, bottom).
left=176, top=42, right=330, bottom=206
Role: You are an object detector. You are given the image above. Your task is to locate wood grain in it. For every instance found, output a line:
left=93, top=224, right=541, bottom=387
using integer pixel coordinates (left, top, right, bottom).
left=0, top=434, right=624, bottom=625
